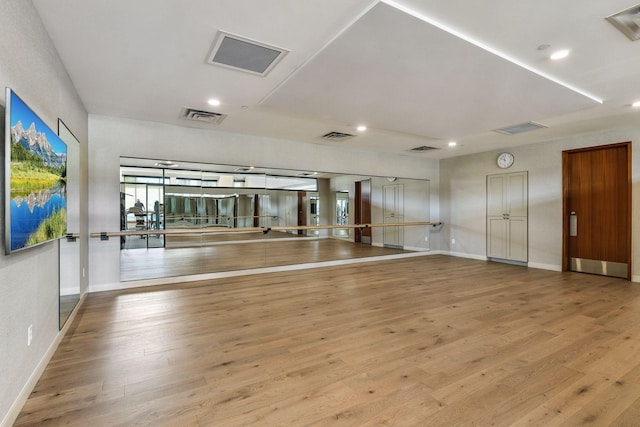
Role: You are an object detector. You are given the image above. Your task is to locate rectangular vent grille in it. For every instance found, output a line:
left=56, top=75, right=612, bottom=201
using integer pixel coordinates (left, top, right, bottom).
left=320, top=131, right=356, bottom=141
left=410, top=145, right=439, bottom=152
left=181, top=108, right=227, bottom=125
left=494, top=121, right=547, bottom=135
left=207, top=31, right=288, bottom=76
left=607, top=5, right=640, bottom=41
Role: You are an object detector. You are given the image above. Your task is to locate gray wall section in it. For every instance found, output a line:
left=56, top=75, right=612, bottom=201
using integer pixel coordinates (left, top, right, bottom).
left=0, top=0, right=88, bottom=423
left=440, top=126, right=640, bottom=275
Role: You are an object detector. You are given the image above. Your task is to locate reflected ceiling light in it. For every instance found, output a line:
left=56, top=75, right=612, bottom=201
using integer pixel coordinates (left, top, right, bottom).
left=380, top=0, right=602, bottom=104
left=632, top=101, right=640, bottom=107
left=448, top=141, right=457, bottom=147
left=154, top=161, right=179, bottom=168
left=357, top=125, right=367, bottom=131
left=207, top=98, right=221, bottom=106
left=550, top=49, right=570, bottom=60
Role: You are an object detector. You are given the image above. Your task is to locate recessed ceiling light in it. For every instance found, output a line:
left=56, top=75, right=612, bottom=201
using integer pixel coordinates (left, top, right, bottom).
left=207, top=99, right=221, bottom=107
left=448, top=141, right=457, bottom=147
left=357, top=125, right=367, bottom=132
left=154, top=161, right=179, bottom=168
left=632, top=101, right=640, bottom=107
left=550, top=49, right=570, bottom=60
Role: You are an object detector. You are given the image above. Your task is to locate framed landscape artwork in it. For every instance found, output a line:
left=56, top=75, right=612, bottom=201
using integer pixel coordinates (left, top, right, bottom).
left=5, top=88, right=67, bottom=253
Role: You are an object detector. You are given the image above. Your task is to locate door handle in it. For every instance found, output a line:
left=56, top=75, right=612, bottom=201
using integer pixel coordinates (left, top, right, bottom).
left=570, top=212, right=577, bottom=236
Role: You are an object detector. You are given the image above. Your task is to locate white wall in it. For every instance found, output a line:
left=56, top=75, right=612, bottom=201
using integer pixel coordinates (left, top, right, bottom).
left=0, top=1, right=88, bottom=424
left=88, top=115, right=440, bottom=291
left=440, top=126, right=640, bottom=277
left=370, top=177, right=431, bottom=251
left=327, top=175, right=433, bottom=249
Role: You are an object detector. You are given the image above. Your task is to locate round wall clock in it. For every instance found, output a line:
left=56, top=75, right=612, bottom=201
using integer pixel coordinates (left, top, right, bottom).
left=497, top=152, right=514, bottom=169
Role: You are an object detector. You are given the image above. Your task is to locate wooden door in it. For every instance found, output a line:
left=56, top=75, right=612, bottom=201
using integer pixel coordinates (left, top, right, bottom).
left=354, top=180, right=372, bottom=244
left=253, top=194, right=259, bottom=227
left=563, top=142, right=631, bottom=279
left=297, top=191, right=307, bottom=235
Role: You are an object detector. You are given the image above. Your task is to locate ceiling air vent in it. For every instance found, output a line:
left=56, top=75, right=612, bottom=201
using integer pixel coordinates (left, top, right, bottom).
left=207, top=31, right=288, bottom=76
left=320, top=131, right=356, bottom=141
left=410, top=145, right=439, bottom=152
left=180, top=108, right=227, bottom=125
left=607, top=5, right=640, bottom=41
left=494, top=121, right=547, bottom=135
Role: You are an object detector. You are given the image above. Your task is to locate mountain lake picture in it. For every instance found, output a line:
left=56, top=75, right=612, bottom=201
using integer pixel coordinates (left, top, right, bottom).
left=8, top=91, right=67, bottom=252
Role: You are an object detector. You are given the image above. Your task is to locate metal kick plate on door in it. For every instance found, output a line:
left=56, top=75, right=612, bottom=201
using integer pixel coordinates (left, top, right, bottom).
left=571, top=258, right=628, bottom=279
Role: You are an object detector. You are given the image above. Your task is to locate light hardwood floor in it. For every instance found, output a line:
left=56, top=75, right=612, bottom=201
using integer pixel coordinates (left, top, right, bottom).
left=15, top=255, right=640, bottom=426
left=120, top=237, right=408, bottom=281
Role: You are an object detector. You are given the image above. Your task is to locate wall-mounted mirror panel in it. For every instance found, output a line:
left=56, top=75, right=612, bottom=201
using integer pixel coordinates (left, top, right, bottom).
left=58, top=120, right=80, bottom=329
left=118, top=157, right=433, bottom=282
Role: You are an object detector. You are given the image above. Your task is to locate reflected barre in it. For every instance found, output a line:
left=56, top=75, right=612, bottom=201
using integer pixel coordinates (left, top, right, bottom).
left=89, top=222, right=443, bottom=239
left=65, top=233, right=81, bottom=242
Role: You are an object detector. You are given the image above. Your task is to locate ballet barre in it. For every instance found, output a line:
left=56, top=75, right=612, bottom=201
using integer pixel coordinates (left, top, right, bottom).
left=90, top=221, right=442, bottom=240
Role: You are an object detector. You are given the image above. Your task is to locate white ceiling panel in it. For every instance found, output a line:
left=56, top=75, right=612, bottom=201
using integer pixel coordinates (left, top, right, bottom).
left=262, top=2, right=599, bottom=140
left=30, top=0, right=640, bottom=158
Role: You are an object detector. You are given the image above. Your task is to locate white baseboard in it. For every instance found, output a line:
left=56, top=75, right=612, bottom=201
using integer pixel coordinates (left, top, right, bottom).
left=527, top=262, right=562, bottom=272
left=441, top=251, right=488, bottom=262
left=402, top=246, right=430, bottom=252
left=2, top=293, right=88, bottom=427
left=90, top=251, right=435, bottom=293
left=371, top=242, right=430, bottom=252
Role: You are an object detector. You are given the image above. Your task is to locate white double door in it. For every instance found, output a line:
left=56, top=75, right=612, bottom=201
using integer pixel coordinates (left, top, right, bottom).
left=383, top=184, right=404, bottom=248
left=486, top=172, right=528, bottom=262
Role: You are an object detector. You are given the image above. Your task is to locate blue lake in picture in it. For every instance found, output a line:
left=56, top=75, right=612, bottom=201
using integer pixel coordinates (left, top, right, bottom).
left=10, top=193, right=66, bottom=251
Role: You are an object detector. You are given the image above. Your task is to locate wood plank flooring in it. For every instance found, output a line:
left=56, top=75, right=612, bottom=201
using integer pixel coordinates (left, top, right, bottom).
left=15, top=255, right=640, bottom=426
left=120, top=238, right=408, bottom=281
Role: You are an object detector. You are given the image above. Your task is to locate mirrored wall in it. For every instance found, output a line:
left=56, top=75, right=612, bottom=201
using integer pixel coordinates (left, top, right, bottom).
left=119, top=157, right=434, bottom=281
left=58, top=120, right=80, bottom=328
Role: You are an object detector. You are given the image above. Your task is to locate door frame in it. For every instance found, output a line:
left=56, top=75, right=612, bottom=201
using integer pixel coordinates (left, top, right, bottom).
left=297, top=191, right=307, bottom=235
left=354, top=180, right=372, bottom=244
left=562, top=141, right=632, bottom=278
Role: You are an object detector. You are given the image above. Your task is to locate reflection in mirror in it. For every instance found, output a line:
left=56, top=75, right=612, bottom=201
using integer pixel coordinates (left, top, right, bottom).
left=118, top=158, right=432, bottom=282
left=334, top=191, right=350, bottom=237
left=58, top=120, right=80, bottom=329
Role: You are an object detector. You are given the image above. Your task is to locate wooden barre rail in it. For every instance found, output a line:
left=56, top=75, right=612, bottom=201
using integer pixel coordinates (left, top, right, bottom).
left=89, top=222, right=443, bottom=238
